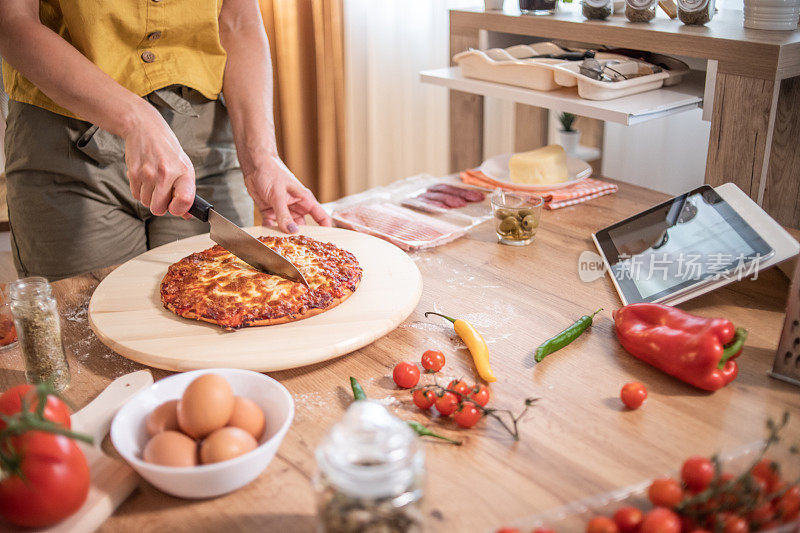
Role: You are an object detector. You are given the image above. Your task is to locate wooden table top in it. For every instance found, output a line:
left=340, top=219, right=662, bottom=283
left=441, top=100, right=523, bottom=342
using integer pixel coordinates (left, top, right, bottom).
left=1, top=181, right=798, bottom=532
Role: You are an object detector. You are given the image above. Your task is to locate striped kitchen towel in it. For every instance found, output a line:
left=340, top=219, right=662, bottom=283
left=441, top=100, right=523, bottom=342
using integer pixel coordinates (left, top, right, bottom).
left=460, top=169, right=618, bottom=210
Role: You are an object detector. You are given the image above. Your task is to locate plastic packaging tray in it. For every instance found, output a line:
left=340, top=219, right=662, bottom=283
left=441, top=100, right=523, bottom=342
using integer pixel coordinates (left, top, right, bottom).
left=552, top=60, right=670, bottom=101
left=325, top=175, right=492, bottom=251
left=491, top=439, right=800, bottom=532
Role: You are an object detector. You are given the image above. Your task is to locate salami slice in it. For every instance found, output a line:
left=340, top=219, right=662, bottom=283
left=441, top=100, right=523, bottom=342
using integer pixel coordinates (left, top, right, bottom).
left=427, top=184, right=485, bottom=203
left=418, top=191, right=467, bottom=208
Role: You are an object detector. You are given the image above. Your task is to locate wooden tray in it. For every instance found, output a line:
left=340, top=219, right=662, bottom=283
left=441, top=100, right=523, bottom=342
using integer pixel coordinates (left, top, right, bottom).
left=88, top=226, right=422, bottom=372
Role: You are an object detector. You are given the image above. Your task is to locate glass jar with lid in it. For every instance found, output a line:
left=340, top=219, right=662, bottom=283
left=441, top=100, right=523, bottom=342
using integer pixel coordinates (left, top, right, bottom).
left=7, top=277, right=70, bottom=392
left=314, top=400, right=425, bottom=532
left=519, top=0, right=558, bottom=15
left=678, top=0, right=713, bottom=24
left=582, top=0, right=614, bottom=19
left=625, top=0, right=656, bottom=21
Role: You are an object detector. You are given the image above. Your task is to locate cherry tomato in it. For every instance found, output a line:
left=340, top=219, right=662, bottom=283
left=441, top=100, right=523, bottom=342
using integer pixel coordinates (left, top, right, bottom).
left=648, top=478, right=683, bottom=508
left=747, top=500, right=775, bottom=524
left=620, top=381, right=647, bottom=410
left=0, top=431, right=90, bottom=527
left=721, top=515, right=748, bottom=533
left=612, top=506, right=643, bottom=533
left=586, top=516, right=619, bottom=533
left=412, top=389, right=436, bottom=410
left=434, top=392, right=459, bottom=416
left=0, top=384, right=71, bottom=431
left=751, top=459, right=781, bottom=493
left=776, top=485, right=800, bottom=522
left=469, top=384, right=491, bottom=407
left=532, top=528, right=556, bottom=533
left=681, top=456, right=715, bottom=492
left=495, top=529, right=520, bottom=533
left=448, top=379, right=471, bottom=396
left=640, top=507, right=681, bottom=533
left=453, top=402, right=482, bottom=428
left=420, top=350, right=445, bottom=372
left=392, top=362, right=420, bottom=389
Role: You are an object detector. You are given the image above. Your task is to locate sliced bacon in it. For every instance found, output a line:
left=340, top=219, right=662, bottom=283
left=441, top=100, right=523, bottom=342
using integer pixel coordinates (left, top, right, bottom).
left=417, top=191, right=467, bottom=208
left=427, top=184, right=485, bottom=203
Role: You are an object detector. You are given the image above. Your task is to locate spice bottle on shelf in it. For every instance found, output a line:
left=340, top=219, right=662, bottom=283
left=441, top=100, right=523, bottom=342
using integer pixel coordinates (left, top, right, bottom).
left=582, top=0, right=614, bottom=19
left=314, top=400, right=425, bottom=533
left=677, top=0, right=713, bottom=24
left=625, top=0, right=657, bottom=21
left=8, top=277, right=70, bottom=392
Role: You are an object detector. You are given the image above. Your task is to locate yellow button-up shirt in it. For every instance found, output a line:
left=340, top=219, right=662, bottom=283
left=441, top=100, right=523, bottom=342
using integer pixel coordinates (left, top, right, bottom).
left=2, top=0, right=227, bottom=119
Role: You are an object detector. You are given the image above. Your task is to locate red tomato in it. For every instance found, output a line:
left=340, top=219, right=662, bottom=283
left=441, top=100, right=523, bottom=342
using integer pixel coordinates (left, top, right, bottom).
left=0, top=384, right=71, bottom=430
left=721, top=515, right=748, bottom=533
left=640, top=507, right=681, bottom=533
left=751, top=459, right=781, bottom=493
left=495, top=529, right=520, bottom=533
left=412, top=389, right=436, bottom=410
left=620, top=381, right=647, bottom=410
left=420, top=350, right=445, bottom=372
left=586, top=516, right=619, bottom=533
left=453, top=402, right=482, bottom=428
left=612, top=506, right=643, bottom=533
left=648, top=478, right=683, bottom=508
left=434, top=392, right=459, bottom=416
left=776, top=485, right=800, bottom=522
left=747, top=501, right=775, bottom=524
left=0, top=431, right=90, bottom=527
left=681, top=456, right=715, bottom=492
left=469, top=384, right=491, bottom=407
left=448, top=379, right=471, bottom=396
left=532, top=528, right=556, bottom=533
left=392, top=362, right=420, bottom=389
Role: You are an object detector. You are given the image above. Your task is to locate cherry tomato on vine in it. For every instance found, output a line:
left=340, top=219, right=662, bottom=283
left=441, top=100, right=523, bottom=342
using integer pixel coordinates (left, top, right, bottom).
left=648, top=478, right=683, bottom=508
left=612, top=506, right=643, bottom=533
left=0, top=431, right=90, bottom=527
left=752, top=459, right=782, bottom=493
left=0, top=384, right=71, bottom=430
left=495, top=528, right=520, bottom=533
left=620, top=381, right=647, bottom=410
left=453, top=402, right=482, bottom=428
left=586, top=516, right=619, bottom=533
left=434, top=391, right=459, bottom=416
left=412, top=389, right=435, bottom=410
left=469, top=384, right=490, bottom=407
left=747, top=500, right=775, bottom=524
left=640, top=507, right=681, bottom=533
left=681, top=456, right=715, bottom=492
left=448, top=379, right=471, bottom=396
left=392, top=362, right=420, bottom=389
left=776, top=485, right=800, bottom=522
left=420, top=350, right=445, bottom=372
left=720, top=515, right=748, bottom=533
left=532, top=528, right=556, bottom=533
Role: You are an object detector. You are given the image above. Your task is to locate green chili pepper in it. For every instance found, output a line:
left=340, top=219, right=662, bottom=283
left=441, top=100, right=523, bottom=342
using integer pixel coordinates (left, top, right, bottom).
left=406, top=421, right=462, bottom=446
left=350, top=376, right=367, bottom=401
left=534, top=308, right=603, bottom=363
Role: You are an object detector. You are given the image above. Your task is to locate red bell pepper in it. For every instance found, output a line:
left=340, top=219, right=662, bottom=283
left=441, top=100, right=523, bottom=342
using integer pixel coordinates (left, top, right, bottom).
left=613, top=303, right=747, bottom=391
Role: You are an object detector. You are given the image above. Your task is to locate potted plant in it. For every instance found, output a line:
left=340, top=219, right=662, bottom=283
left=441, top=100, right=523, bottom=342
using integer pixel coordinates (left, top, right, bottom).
left=557, top=112, right=580, bottom=157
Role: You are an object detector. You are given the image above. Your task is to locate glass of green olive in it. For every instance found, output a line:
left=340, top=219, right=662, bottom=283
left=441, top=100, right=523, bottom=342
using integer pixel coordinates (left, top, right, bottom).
left=490, top=189, right=543, bottom=246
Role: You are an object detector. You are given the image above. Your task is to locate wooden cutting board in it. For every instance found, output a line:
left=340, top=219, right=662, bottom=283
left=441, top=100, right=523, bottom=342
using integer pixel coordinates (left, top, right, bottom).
left=88, top=226, right=422, bottom=372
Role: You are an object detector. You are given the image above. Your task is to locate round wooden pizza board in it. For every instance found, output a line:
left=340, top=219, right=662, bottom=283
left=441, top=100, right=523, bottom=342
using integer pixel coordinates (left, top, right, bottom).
left=88, top=226, right=422, bottom=372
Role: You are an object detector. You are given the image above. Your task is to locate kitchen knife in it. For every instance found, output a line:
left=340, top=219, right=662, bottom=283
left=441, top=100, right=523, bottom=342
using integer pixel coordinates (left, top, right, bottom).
left=188, top=194, right=309, bottom=287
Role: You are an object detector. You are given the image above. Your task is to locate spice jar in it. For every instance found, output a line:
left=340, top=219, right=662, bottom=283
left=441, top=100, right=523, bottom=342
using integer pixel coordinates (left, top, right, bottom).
left=582, top=0, right=614, bottom=19
left=677, top=0, right=713, bottom=24
left=625, top=0, right=656, bottom=21
left=519, top=0, right=558, bottom=15
left=314, top=400, right=425, bottom=533
left=8, top=277, right=70, bottom=392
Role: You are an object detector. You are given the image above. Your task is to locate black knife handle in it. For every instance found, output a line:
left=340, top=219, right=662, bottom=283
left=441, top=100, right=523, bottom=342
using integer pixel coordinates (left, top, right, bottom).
left=189, top=194, right=213, bottom=222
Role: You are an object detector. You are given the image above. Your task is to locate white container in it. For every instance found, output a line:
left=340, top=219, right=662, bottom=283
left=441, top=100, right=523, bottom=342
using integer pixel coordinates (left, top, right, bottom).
left=744, top=0, right=800, bottom=29
left=110, top=368, right=294, bottom=499
left=553, top=61, right=669, bottom=101
left=558, top=130, right=581, bottom=157
left=454, top=49, right=569, bottom=92
left=484, top=0, right=505, bottom=9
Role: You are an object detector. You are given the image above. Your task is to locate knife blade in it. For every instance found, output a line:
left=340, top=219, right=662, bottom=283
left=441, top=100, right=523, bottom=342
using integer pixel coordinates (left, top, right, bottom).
left=188, top=195, right=309, bottom=287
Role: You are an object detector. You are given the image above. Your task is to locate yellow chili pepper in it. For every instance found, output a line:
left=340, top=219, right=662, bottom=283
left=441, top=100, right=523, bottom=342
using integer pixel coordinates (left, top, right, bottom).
left=425, top=312, right=496, bottom=382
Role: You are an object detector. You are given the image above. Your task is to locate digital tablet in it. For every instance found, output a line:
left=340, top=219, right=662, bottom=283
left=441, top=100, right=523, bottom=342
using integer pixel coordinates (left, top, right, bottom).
left=592, top=183, right=798, bottom=305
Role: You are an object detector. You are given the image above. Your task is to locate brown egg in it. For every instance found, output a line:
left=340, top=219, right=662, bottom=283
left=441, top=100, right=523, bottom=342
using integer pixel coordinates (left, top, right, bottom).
left=200, top=427, right=258, bottom=465
left=143, top=431, right=198, bottom=467
left=146, top=399, right=180, bottom=436
left=177, top=374, right=235, bottom=439
left=227, top=396, right=266, bottom=440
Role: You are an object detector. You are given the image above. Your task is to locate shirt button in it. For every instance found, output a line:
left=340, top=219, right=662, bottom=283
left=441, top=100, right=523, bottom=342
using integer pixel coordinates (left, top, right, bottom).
left=147, top=31, right=162, bottom=42
left=141, top=51, right=156, bottom=63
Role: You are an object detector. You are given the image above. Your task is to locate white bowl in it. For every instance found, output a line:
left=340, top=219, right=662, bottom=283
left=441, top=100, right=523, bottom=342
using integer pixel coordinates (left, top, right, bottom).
left=110, top=368, right=294, bottom=498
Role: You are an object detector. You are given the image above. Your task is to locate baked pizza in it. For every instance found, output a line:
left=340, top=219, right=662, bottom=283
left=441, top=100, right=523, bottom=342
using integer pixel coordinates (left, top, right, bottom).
left=160, top=235, right=362, bottom=329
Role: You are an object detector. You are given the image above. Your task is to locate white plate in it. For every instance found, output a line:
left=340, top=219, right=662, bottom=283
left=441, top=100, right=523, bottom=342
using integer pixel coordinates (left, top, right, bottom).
left=479, top=153, right=592, bottom=191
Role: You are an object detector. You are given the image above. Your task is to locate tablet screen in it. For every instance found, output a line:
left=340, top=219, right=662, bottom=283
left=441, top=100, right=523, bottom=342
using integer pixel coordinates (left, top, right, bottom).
left=595, top=185, right=773, bottom=303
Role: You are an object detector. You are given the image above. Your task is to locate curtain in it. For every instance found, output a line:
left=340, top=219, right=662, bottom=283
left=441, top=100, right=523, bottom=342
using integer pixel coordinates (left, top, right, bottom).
left=259, top=0, right=346, bottom=203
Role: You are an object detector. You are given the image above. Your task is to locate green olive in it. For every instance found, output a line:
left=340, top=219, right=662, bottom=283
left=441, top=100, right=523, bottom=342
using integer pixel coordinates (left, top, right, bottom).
left=517, top=208, right=534, bottom=220
left=521, top=214, right=537, bottom=231
left=495, top=208, right=513, bottom=220
left=498, top=216, right=519, bottom=234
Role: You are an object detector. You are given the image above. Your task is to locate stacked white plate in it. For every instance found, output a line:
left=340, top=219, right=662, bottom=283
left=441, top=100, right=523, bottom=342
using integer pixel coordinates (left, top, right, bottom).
left=743, top=0, right=800, bottom=30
